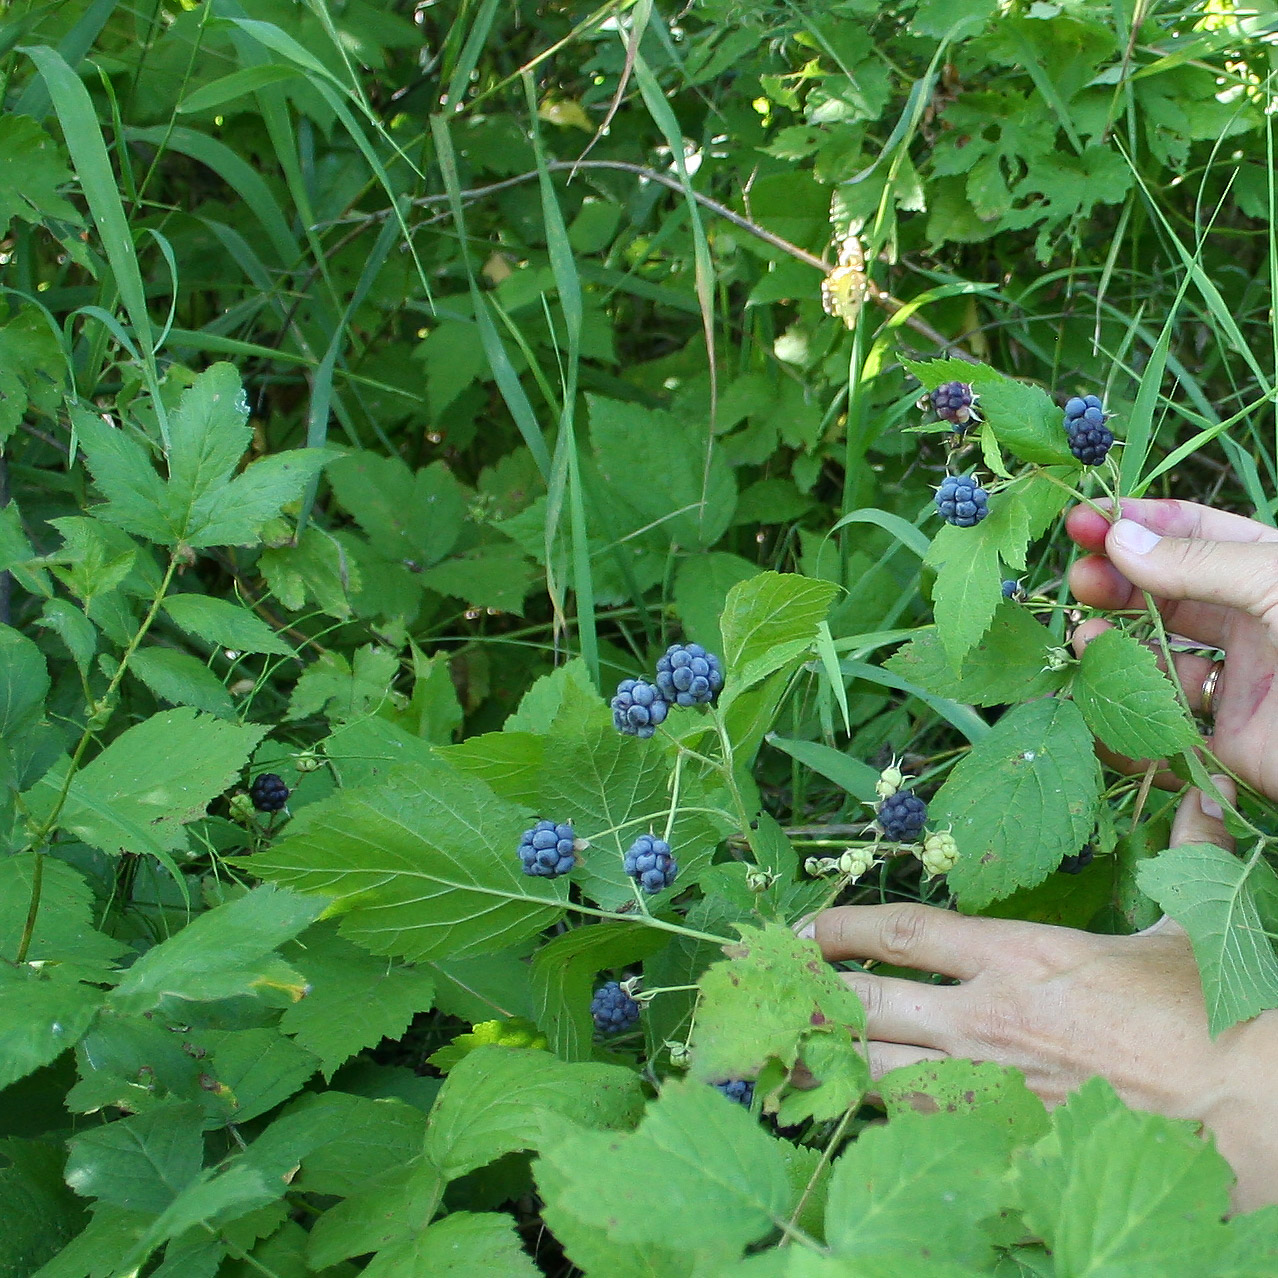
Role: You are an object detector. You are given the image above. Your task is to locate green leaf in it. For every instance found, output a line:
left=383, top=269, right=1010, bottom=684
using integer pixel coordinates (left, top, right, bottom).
left=201, top=1028, right=319, bottom=1127
left=503, top=657, right=601, bottom=735
left=0, top=1138, right=89, bottom=1277
left=877, top=1059, right=1048, bottom=1146
left=77, top=365, right=329, bottom=549
left=1137, top=843, right=1278, bottom=1035
left=285, top=644, right=401, bottom=723
left=110, top=884, right=321, bottom=1011
left=884, top=604, right=1068, bottom=706
left=440, top=731, right=545, bottom=806
left=259, top=526, right=359, bottom=618
left=425, top=1045, right=644, bottom=1180
left=35, top=600, right=97, bottom=677
left=162, top=595, right=292, bottom=656
left=323, top=715, right=436, bottom=790
left=529, top=922, right=669, bottom=1061
left=824, top=1111, right=1011, bottom=1266
left=764, top=735, right=880, bottom=803
left=976, top=377, right=1076, bottom=466
left=252, top=761, right=566, bottom=962
left=534, top=1078, right=791, bottom=1251
left=674, top=553, right=761, bottom=651
left=327, top=453, right=466, bottom=568
left=0, top=854, right=124, bottom=973
left=719, top=572, right=839, bottom=693
left=26, top=709, right=265, bottom=860
left=590, top=395, right=737, bottom=549
left=0, top=967, right=103, bottom=1090
left=691, top=924, right=868, bottom=1122
left=924, top=522, right=1002, bottom=668
left=1012, top=1076, right=1232, bottom=1275
left=281, top=922, right=437, bottom=1079
left=935, top=699, right=1102, bottom=909
left=1075, top=627, right=1201, bottom=760
left=64, top=1102, right=205, bottom=1214
left=129, top=648, right=234, bottom=718
left=0, top=623, right=50, bottom=736
left=0, top=114, right=80, bottom=237
left=361, top=1211, right=541, bottom=1278
left=418, top=541, right=536, bottom=615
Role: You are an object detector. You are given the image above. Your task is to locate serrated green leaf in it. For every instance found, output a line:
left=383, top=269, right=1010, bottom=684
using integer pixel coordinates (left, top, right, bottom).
left=503, top=658, right=601, bottom=735
left=362, top=1210, right=541, bottom=1278
left=111, top=884, right=322, bottom=1011
left=129, top=648, right=234, bottom=718
left=0, top=854, right=124, bottom=973
left=977, top=377, right=1076, bottom=465
left=901, top=356, right=1001, bottom=391
left=925, top=522, right=1003, bottom=667
left=163, top=595, right=292, bottom=656
left=884, top=604, right=1067, bottom=705
left=1136, top=843, right=1278, bottom=1035
left=824, top=1111, right=1011, bottom=1266
left=529, top=922, right=669, bottom=1061
left=201, top=1028, right=319, bottom=1127
left=281, top=922, right=437, bottom=1079
left=0, top=625, right=48, bottom=737
left=720, top=572, right=839, bottom=694
left=0, top=967, right=103, bottom=1090
left=878, top=1059, right=1048, bottom=1146
left=440, top=730, right=545, bottom=806
left=425, top=1045, right=644, bottom=1180
left=0, top=114, right=80, bottom=237
left=36, top=600, right=97, bottom=676
left=936, top=699, right=1102, bottom=909
left=1013, top=1077, right=1231, bottom=1274
left=692, top=924, right=867, bottom=1120
left=64, top=1102, right=205, bottom=1214
left=535, top=1078, right=790, bottom=1251
left=1075, top=627, right=1200, bottom=760
left=0, top=1138, right=89, bottom=1277
left=252, top=762, right=566, bottom=962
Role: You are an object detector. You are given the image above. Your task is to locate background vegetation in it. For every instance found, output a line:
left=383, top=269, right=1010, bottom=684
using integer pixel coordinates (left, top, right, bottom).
left=4, top=0, right=1278, bottom=1274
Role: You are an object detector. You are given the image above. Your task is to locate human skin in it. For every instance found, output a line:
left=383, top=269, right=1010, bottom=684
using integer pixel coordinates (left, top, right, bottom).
left=804, top=498, right=1278, bottom=1211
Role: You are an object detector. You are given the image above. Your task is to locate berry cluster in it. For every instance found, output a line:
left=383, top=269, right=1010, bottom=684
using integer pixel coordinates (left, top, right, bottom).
left=656, top=643, right=724, bottom=708
left=929, top=381, right=978, bottom=429
left=612, top=643, right=724, bottom=739
left=519, top=819, right=578, bottom=879
left=1064, top=395, right=1113, bottom=466
left=249, top=773, right=289, bottom=813
left=920, top=830, right=959, bottom=877
left=611, top=679, right=668, bottom=738
left=591, top=981, right=640, bottom=1035
left=935, top=474, right=989, bottom=527
left=877, top=790, right=927, bottom=842
left=714, top=1079, right=755, bottom=1107
left=1058, top=844, right=1095, bottom=875
left=624, top=834, right=678, bottom=894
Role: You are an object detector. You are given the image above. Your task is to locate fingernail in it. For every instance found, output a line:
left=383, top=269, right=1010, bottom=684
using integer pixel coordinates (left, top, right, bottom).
left=1110, top=518, right=1162, bottom=556
left=794, top=917, right=816, bottom=942
left=1201, top=775, right=1234, bottom=820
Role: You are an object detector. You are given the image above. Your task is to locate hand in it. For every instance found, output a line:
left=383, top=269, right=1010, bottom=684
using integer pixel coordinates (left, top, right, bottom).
left=1066, top=497, right=1278, bottom=802
left=802, top=779, right=1278, bottom=1211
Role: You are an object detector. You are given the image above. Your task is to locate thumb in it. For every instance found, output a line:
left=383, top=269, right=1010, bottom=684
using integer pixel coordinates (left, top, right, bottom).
left=1107, top=519, right=1278, bottom=623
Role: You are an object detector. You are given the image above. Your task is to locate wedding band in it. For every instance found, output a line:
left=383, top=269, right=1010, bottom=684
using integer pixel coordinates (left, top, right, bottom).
left=1200, top=659, right=1225, bottom=721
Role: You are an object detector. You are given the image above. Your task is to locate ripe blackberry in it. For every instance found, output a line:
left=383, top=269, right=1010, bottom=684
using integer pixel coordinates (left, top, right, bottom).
left=623, top=834, right=678, bottom=894
left=655, top=643, right=724, bottom=708
left=591, top=981, right=640, bottom=1035
left=249, top=773, right=289, bottom=813
left=611, top=679, right=669, bottom=738
left=929, top=381, right=978, bottom=429
left=1002, top=579, right=1026, bottom=601
left=519, top=819, right=577, bottom=878
left=877, top=790, right=927, bottom=842
left=714, top=1079, right=755, bottom=1107
left=1064, top=394, right=1114, bottom=466
left=935, top=474, right=989, bottom=527
left=1058, top=844, right=1095, bottom=875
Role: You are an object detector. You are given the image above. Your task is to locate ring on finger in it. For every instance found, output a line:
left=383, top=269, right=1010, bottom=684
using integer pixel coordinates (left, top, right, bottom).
left=1200, top=658, right=1225, bottom=721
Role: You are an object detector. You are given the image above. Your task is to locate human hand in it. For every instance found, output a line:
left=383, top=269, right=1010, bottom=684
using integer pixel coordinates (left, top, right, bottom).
left=802, top=778, right=1278, bottom=1210
left=1066, top=497, right=1278, bottom=802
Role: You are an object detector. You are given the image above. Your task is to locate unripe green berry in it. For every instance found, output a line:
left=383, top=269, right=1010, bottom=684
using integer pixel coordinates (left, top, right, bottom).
left=920, top=830, right=960, bottom=876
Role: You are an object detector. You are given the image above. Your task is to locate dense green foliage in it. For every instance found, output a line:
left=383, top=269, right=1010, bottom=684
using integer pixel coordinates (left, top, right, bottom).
left=4, top=0, right=1278, bottom=1273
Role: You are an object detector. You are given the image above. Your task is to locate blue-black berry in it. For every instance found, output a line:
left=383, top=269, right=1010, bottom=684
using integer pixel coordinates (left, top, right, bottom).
left=1058, top=844, right=1095, bottom=875
left=878, top=790, right=927, bottom=842
left=929, top=381, right=978, bottom=429
left=1064, top=394, right=1113, bottom=466
left=714, top=1079, right=755, bottom=1107
left=519, top=819, right=577, bottom=878
left=623, top=834, right=678, bottom=894
left=935, top=474, right=989, bottom=527
left=591, top=981, right=640, bottom=1035
left=249, top=773, right=289, bottom=813
left=611, top=679, right=669, bottom=738
left=655, top=643, right=724, bottom=708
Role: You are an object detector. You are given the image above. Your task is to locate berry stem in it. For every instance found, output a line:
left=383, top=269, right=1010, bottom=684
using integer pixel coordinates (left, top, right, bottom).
left=663, top=749, right=684, bottom=844
left=1028, top=465, right=1112, bottom=520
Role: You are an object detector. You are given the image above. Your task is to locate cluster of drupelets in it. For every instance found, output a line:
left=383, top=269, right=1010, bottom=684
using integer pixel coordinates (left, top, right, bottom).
left=926, top=381, right=1116, bottom=528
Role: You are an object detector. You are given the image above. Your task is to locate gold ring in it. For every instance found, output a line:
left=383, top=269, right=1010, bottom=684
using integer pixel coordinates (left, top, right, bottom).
left=1200, top=658, right=1225, bottom=721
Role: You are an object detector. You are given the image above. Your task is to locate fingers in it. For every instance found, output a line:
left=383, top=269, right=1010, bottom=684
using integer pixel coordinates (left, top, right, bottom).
left=841, top=971, right=954, bottom=1049
left=1169, top=778, right=1236, bottom=853
left=1065, top=498, right=1278, bottom=554
left=863, top=1041, right=947, bottom=1082
left=807, top=901, right=1052, bottom=981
